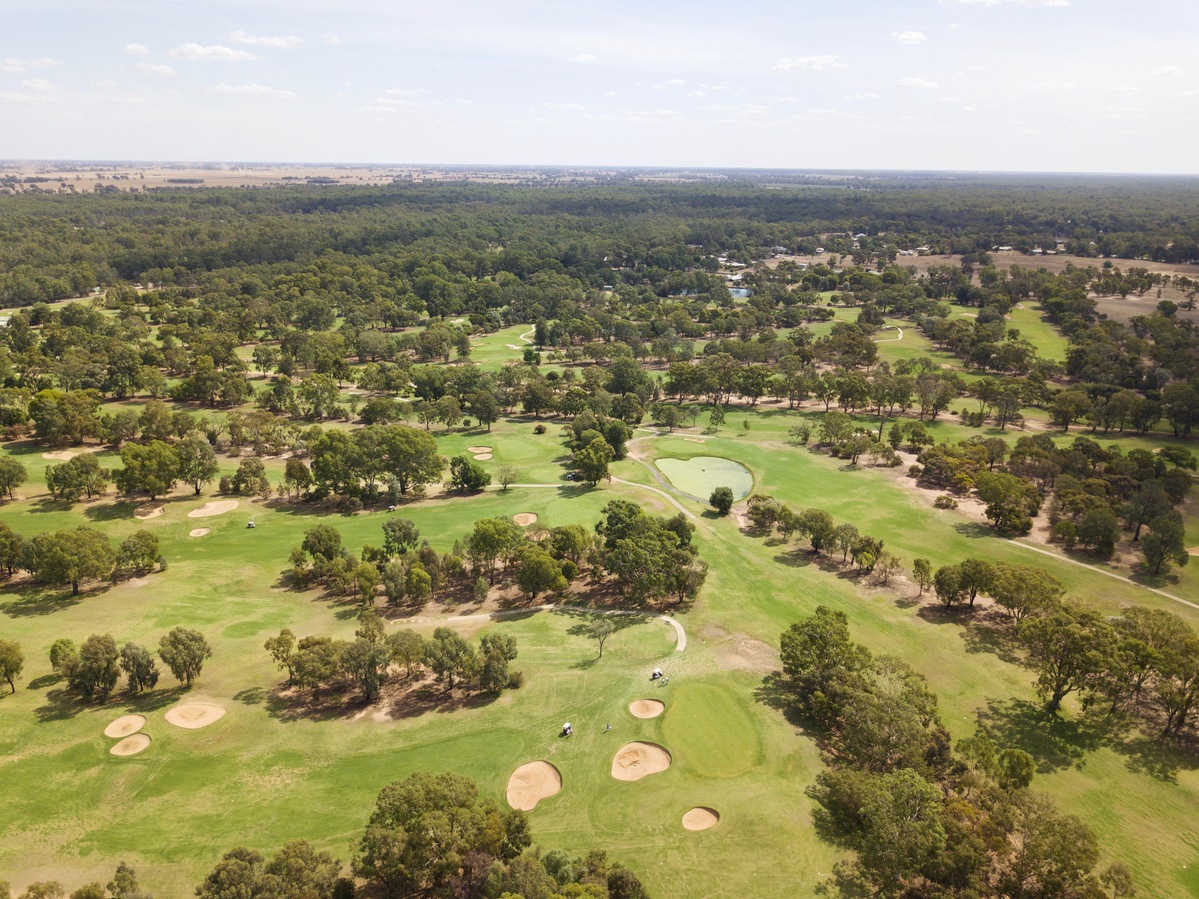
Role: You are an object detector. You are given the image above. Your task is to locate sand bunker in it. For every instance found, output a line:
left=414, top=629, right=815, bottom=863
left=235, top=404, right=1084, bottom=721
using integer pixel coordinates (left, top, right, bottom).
left=164, top=702, right=227, bottom=729
left=42, top=450, right=78, bottom=461
left=628, top=699, right=665, bottom=719
left=474, top=453, right=493, bottom=461
left=513, top=513, right=538, bottom=527
left=110, top=733, right=151, bottom=756
left=188, top=500, right=239, bottom=519
left=506, top=760, right=562, bottom=810
left=682, top=807, right=720, bottom=831
left=611, top=742, right=672, bottom=781
left=189, top=527, right=210, bottom=538
left=104, top=714, right=147, bottom=738
left=134, top=505, right=163, bottom=520
left=467, top=446, right=492, bottom=454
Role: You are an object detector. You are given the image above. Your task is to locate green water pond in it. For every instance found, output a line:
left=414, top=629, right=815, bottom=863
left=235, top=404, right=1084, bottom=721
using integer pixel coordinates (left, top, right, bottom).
left=655, top=456, right=753, bottom=500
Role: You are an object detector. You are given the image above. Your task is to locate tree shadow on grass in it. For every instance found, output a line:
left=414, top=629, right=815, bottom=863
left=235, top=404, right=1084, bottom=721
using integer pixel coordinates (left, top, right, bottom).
left=1112, top=732, right=1199, bottom=782
left=953, top=521, right=995, bottom=540
left=83, top=499, right=141, bottom=522
left=958, top=615, right=1024, bottom=666
left=35, top=686, right=93, bottom=722
left=0, top=583, right=85, bottom=618
left=262, top=675, right=498, bottom=723
left=974, top=697, right=1106, bottom=774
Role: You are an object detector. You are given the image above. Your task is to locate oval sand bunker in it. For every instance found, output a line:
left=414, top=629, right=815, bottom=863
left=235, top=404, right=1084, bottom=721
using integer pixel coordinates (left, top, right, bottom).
left=611, top=742, right=672, bottom=781
left=506, top=761, right=562, bottom=810
left=466, top=446, right=492, bottom=454
left=682, top=807, right=720, bottom=831
left=104, top=714, right=146, bottom=738
left=513, top=513, right=538, bottom=527
left=110, top=733, right=151, bottom=757
left=165, top=702, right=227, bottom=729
left=188, top=500, right=239, bottom=519
left=474, top=453, right=493, bottom=461
left=628, top=699, right=665, bottom=719
left=189, top=527, right=210, bottom=538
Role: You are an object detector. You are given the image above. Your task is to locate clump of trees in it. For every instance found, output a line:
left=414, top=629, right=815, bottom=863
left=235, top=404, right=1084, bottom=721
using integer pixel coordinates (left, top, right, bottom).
left=265, top=611, right=522, bottom=704
left=47, top=627, right=210, bottom=702
left=744, top=495, right=899, bottom=582
left=0, top=524, right=164, bottom=594
left=781, top=607, right=1132, bottom=896
left=188, top=770, right=649, bottom=899
left=6, top=860, right=153, bottom=899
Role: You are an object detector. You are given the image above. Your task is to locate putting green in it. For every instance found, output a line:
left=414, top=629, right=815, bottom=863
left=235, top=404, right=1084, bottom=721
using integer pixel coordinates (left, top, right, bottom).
left=655, top=456, right=753, bottom=500
left=659, top=678, right=762, bottom=778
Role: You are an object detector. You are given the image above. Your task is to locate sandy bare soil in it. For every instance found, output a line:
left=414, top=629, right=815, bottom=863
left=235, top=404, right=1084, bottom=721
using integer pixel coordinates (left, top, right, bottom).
left=188, top=528, right=210, bottom=538
left=187, top=500, right=239, bottom=519
left=611, top=742, right=672, bottom=781
left=506, top=761, right=562, bottom=810
left=682, top=807, right=720, bottom=831
left=467, top=446, right=492, bottom=454
left=103, top=714, right=146, bottom=739
left=164, top=702, right=226, bottom=729
left=110, top=734, right=151, bottom=756
left=41, top=450, right=78, bottom=461
left=628, top=699, right=665, bottom=719
left=474, top=453, right=493, bottom=461
left=134, top=505, right=163, bottom=520
left=513, top=513, right=538, bottom=527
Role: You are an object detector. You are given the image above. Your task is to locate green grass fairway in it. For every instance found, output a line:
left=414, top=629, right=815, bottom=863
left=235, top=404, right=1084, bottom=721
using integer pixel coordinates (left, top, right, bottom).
left=654, top=456, right=754, bottom=501
left=3, top=410, right=1199, bottom=896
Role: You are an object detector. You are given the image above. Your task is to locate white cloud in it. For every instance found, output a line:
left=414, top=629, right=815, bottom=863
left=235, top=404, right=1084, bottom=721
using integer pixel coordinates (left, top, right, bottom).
left=136, top=63, right=176, bottom=77
left=575, top=54, right=595, bottom=63
left=1151, top=66, right=1179, bottom=77
left=209, top=82, right=297, bottom=98
left=687, top=90, right=706, bottom=98
left=773, top=55, right=843, bottom=71
left=1111, top=86, right=1138, bottom=95
left=1, top=56, right=59, bottom=75
left=543, top=102, right=583, bottom=110
left=897, top=77, right=939, bottom=89
left=384, top=88, right=426, bottom=98
left=891, top=31, right=927, bottom=44
left=844, top=92, right=879, bottom=101
left=325, top=35, right=344, bottom=45
left=1034, top=80, right=1077, bottom=90
left=603, top=90, right=617, bottom=96
left=0, top=91, right=40, bottom=104
left=654, top=78, right=685, bottom=89
left=22, top=78, right=54, bottom=92
left=124, top=43, right=150, bottom=56
left=766, top=95, right=800, bottom=103
left=230, top=30, right=302, bottom=49
left=169, top=44, right=259, bottom=62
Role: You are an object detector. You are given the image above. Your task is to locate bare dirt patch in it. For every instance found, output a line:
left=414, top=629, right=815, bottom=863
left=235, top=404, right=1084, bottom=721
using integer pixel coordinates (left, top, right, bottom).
left=189, top=527, right=211, bottom=538
left=682, top=807, right=720, bottom=831
left=103, top=714, right=146, bottom=739
left=506, top=761, right=562, bottom=810
left=513, top=513, right=538, bottom=527
left=474, top=453, right=493, bottom=461
left=187, top=500, right=239, bottom=519
left=164, top=702, right=226, bottom=729
left=41, top=450, right=78, bottom=461
left=110, top=733, right=151, bottom=756
left=628, top=699, right=665, bottom=719
left=134, top=505, right=163, bottom=520
left=611, top=741, right=672, bottom=781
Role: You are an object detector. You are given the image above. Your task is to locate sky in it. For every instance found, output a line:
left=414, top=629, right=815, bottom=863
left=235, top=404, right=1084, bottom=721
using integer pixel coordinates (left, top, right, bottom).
left=3, top=0, right=1198, bottom=173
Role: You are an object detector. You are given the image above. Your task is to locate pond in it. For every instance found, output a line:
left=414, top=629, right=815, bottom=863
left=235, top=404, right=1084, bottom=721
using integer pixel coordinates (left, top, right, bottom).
left=655, top=456, right=753, bottom=501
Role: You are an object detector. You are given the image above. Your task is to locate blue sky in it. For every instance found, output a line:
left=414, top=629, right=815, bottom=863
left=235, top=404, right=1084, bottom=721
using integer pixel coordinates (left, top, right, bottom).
left=3, top=0, right=1198, bottom=172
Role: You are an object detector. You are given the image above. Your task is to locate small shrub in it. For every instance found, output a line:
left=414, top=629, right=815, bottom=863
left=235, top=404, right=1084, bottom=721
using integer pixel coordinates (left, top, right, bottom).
left=533, top=423, right=547, bottom=435
left=507, top=670, right=525, bottom=690
left=908, top=464, right=922, bottom=479
left=218, top=476, right=232, bottom=494
left=934, top=495, right=958, bottom=510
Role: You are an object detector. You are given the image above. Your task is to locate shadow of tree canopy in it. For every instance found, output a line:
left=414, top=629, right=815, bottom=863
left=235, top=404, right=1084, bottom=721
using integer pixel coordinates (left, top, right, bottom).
left=0, top=581, right=88, bottom=618
left=974, top=697, right=1107, bottom=774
